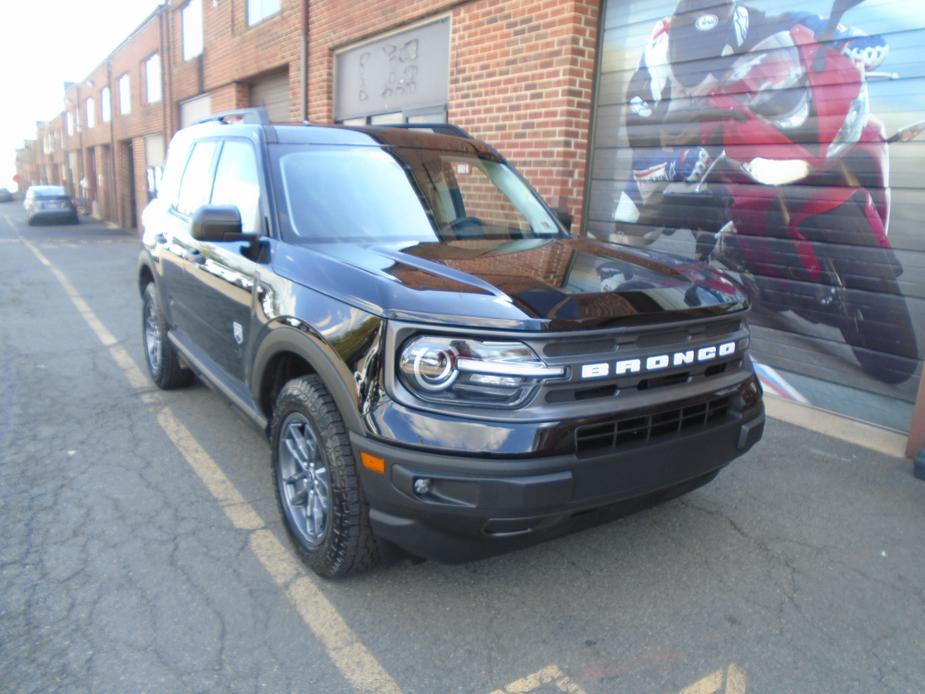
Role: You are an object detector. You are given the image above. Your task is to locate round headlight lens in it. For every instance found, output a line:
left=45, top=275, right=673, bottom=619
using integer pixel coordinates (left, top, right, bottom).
left=399, top=339, right=459, bottom=392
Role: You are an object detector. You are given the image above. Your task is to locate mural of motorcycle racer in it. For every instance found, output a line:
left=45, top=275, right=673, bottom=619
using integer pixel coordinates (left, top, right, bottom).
left=613, top=0, right=920, bottom=385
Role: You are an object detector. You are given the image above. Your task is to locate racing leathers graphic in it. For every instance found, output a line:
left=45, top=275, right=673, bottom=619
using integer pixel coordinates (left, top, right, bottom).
left=613, top=2, right=888, bottom=231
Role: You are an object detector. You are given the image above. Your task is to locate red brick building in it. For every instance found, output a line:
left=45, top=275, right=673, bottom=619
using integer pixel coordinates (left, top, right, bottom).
left=18, top=0, right=598, bottom=235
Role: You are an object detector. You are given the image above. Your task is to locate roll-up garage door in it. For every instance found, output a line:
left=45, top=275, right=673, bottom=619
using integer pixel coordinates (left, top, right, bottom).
left=179, top=94, right=212, bottom=128
left=587, top=0, right=925, bottom=430
left=250, top=71, right=290, bottom=123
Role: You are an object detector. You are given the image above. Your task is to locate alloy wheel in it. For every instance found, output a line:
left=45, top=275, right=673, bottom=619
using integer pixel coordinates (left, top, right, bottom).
left=278, top=413, right=331, bottom=547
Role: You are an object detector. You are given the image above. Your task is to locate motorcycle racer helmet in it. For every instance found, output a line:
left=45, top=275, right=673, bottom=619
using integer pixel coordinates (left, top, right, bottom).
left=669, top=0, right=749, bottom=91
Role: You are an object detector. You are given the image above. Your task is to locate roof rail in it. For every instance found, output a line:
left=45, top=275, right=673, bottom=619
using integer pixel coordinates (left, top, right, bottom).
left=193, top=107, right=270, bottom=126
left=377, top=123, right=473, bottom=139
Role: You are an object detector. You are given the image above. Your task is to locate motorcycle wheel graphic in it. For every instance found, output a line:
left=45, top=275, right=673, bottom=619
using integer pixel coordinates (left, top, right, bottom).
left=700, top=204, right=918, bottom=385
left=800, top=199, right=919, bottom=385
left=824, top=255, right=918, bottom=385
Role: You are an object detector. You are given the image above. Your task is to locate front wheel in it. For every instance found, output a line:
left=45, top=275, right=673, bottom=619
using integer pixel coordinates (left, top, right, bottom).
left=271, top=375, right=379, bottom=578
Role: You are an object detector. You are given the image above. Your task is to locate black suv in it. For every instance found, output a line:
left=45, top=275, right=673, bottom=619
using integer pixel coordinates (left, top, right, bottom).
left=139, top=108, right=764, bottom=577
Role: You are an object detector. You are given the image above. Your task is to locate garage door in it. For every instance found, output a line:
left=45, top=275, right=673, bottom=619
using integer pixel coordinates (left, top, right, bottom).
left=179, top=94, right=212, bottom=128
left=250, top=71, right=290, bottom=123
left=587, top=0, right=925, bottom=430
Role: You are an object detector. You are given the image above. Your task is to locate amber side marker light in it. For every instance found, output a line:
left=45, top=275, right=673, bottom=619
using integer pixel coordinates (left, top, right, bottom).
left=360, top=451, right=386, bottom=474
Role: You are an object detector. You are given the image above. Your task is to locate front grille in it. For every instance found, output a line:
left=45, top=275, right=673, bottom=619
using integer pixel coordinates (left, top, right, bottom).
left=574, top=394, right=732, bottom=456
left=541, top=319, right=742, bottom=358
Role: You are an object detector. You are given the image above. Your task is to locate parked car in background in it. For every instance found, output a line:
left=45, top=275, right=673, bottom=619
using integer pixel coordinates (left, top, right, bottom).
left=24, top=185, right=79, bottom=225
left=0, top=188, right=14, bottom=203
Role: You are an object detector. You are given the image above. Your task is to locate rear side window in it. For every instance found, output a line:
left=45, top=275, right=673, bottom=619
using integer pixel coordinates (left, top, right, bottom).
left=211, top=141, right=261, bottom=233
left=175, top=140, right=218, bottom=216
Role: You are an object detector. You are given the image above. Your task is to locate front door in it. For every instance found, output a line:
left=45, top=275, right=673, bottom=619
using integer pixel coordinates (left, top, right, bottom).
left=183, top=138, right=265, bottom=382
left=160, top=139, right=220, bottom=343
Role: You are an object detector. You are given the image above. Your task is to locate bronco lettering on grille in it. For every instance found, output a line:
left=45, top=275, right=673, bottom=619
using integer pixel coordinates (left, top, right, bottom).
left=579, top=341, right=737, bottom=380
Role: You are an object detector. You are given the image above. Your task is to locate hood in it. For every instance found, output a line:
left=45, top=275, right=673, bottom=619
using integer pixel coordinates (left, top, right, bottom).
left=271, top=237, right=748, bottom=331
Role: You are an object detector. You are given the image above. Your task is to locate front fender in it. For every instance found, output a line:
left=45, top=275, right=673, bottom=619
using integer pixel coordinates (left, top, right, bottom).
left=250, top=324, right=374, bottom=434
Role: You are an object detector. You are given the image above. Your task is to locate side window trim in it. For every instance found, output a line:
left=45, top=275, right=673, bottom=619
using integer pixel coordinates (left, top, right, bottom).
left=170, top=137, right=221, bottom=220
left=209, top=136, right=269, bottom=237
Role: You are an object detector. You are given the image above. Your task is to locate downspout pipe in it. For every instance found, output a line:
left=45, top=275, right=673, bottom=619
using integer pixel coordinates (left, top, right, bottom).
left=300, top=0, right=309, bottom=122
left=107, top=60, right=117, bottom=223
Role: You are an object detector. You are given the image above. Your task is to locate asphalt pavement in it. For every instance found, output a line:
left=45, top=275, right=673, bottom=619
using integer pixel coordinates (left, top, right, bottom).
left=1, top=203, right=924, bottom=694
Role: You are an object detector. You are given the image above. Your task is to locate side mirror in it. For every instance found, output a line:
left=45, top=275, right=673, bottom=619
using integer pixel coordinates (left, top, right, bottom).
left=554, top=207, right=573, bottom=232
left=191, top=205, right=251, bottom=243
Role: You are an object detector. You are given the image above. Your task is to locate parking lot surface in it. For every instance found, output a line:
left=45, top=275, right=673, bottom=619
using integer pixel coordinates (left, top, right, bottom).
left=1, top=204, right=924, bottom=693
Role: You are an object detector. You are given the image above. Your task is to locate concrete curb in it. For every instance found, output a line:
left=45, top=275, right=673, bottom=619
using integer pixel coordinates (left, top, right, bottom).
left=764, top=393, right=909, bottom=460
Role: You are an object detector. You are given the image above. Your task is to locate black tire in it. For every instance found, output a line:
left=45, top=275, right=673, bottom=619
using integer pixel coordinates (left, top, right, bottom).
left=141, top=283, right=193, bottom=389
left=837, top=276, right=919, bottom=384
left=271, top=375, right=379, bottom=578
left=798, top=193, right=919, bottom=384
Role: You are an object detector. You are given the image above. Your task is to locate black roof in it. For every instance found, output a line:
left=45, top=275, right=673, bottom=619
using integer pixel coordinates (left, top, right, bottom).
left=186, top=108, right=498, bottom=157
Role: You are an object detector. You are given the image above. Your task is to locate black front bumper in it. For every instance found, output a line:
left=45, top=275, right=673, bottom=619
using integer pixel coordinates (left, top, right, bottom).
left=352, top=403, right=764, bottom=562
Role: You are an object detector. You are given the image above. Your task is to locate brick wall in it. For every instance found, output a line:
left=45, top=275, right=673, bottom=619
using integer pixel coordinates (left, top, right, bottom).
left=23, top=0, right=601, bottom=234
left=168, top=0, right=303, bottom=122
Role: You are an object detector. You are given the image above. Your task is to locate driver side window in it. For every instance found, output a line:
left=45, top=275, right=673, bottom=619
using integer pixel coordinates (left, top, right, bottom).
left=175, top=140, right=218, bottom=216
left=211, top=140, right=261, bottom=234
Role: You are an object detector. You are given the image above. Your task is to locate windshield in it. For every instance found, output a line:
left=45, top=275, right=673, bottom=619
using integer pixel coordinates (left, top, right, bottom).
left=30, top=185, right=68, bottom=198
left=725, top=31, right=809, bottom=129
left=274, top=146, right=563, bottom=243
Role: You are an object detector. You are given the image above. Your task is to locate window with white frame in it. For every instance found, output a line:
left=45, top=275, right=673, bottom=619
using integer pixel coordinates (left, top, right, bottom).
left=145, top=54, right=162, bottom=103
left=101, top=86, right=112, bottom=123
left=86, top=97, right=95, bottom=129
left=247, top=0, right=280, bottom=26
left=118, top=74, right=132, bottom=115
left=182, top=0, right=203, bottom=60
left=66, top=111, right=75, bottom=136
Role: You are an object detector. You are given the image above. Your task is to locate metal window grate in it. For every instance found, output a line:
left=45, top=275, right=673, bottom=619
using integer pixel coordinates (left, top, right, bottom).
left=575, top=395, right=731, bottom=455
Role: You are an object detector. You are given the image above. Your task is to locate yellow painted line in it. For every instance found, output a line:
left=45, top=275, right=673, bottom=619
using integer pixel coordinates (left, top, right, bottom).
left=490, top=665, right=588, bottom=694
left=725, top=665, right=746, bottom=694
left=679, top=668, right=723, bottom=694
left=679, top=664, right=747, bottom=694
left=14, top=230, right=402, bottom=694
left=765, top=393, right=908, bottom=459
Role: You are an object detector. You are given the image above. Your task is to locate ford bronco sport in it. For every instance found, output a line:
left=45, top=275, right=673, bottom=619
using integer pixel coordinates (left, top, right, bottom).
left=138, top=108, right=764, bottom=577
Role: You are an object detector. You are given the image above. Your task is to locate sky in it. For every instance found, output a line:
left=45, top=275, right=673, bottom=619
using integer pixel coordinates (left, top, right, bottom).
left=0, top=0, right=161, bottom=190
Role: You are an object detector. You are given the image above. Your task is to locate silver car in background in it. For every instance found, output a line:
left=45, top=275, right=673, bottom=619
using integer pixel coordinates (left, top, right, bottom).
left=24, top=185, right=78, bottom=225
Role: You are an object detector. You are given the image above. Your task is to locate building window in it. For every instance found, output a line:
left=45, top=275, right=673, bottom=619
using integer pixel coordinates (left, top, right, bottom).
left=334, top=18, right=450, bottom=124
left=118, top=74, right=132, bottom=115
left=182, top=0, right=203, bottom=60
left=86, top=97, right=96, bottom=129
left=101, top=86, right=112, bottom=123
left=145, top=54, right=162, bottom=104
left=66, top=111, right=75, bottom=136
left=247, top=0, right=280, bottom=26
left=144, top=134, right=166, bottom=202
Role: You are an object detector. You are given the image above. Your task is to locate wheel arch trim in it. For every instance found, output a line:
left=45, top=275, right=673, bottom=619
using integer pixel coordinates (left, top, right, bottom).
left=251, top=325, right=366, bottom=434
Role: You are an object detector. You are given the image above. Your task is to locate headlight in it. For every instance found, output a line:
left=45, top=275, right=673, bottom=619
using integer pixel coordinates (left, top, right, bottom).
left=741, top=157, right=811, bottom=186
left=398, top=336, right=564, bottom=408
